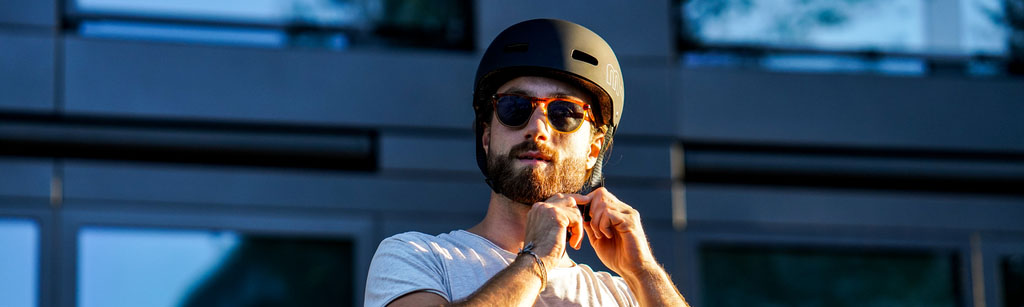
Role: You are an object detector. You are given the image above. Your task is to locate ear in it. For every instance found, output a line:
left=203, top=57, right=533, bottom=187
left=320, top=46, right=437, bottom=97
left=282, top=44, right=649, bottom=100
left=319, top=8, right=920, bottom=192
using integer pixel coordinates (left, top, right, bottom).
left=586, top=130, right=605, bottom=169
left=481, top=121, right=491, bottom=156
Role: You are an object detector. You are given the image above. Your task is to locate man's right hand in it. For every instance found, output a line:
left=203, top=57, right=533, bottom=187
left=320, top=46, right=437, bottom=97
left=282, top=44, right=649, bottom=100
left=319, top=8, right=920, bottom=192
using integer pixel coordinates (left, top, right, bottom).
left=522, top=193, right=588, bottom=270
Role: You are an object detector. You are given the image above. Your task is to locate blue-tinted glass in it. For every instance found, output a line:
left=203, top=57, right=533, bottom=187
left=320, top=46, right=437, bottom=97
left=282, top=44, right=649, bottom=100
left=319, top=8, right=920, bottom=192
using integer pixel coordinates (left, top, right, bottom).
left=79, top=21, right=287, bottom=48
left=78, top=228, right=241, bottom=307
left=77, top=227, right=354, bottom=307
left=962, top=0, right=1009, bottom=56
left=0, top=218, right=39, bottom=307
left=700, top=245, right=960, bottom=307
left=760, top=54, right=926, bottom=75
left=75, top=0, right=365, bottom=26
left=1004, top=254, right=1024, bottom=307
left=71, top=0, right=473, bottom=50
left=682, top=0, right=1014, bottom=57
left=682, top=0, right=926, bottom=53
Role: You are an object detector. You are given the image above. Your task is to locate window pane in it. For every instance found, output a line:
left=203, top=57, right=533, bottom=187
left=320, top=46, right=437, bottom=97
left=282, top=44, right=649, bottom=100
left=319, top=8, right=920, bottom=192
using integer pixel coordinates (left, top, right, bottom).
left=75, top=0, right=365, bottom=26
left=78, top=227, right=354, bottom=307
left=700, top=245, right=960, bottom=307
left=1003, top=254, right=1024, bottom=307
left=71, top=0, right=473, bottom=50
left=0, top=218, right=39, bottom=307
left=79, top=21, right=288, bottom=48
left=682, top=0, right=926, bottom=53
left=962, top=0, right=1009, bottom=56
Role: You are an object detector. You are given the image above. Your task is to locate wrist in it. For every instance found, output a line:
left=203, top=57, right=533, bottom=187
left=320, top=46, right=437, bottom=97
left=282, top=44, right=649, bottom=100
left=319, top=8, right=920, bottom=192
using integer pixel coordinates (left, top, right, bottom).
left=621, top=259, right=665, bottom=282
left=518, top=242, right=548, bottom=292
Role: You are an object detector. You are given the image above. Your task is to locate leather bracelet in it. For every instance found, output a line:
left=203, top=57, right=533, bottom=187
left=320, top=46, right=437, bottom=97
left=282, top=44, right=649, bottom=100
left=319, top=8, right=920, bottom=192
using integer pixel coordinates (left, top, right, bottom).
left=518, top=241, right=547, bottom=293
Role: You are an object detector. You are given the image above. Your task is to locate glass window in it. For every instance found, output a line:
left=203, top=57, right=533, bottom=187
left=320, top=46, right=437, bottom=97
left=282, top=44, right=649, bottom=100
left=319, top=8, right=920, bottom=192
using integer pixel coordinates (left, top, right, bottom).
left=75, top=0, right=365, bottom=27
left=681, top=0, right=927, bottom=53
left=0, top=218, right=39, bottom=307
left=700, top=244, right=961, bottom=307
left=1003, top=254, right=1024, bottom=307
left=962, top=0, right=1009, bottom=56
left=679, top=0, right=1021, bottom=75
left=69, top=0, right=473, bottom=50
left=78, top=227, right=354, bottom=307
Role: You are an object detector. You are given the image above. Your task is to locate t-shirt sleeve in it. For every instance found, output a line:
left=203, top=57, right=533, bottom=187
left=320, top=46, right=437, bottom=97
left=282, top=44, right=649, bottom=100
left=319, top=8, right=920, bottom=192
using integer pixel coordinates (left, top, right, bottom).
left=364, top=233, right=450, bottom=307
left=610, top=276, right=640, bottom=307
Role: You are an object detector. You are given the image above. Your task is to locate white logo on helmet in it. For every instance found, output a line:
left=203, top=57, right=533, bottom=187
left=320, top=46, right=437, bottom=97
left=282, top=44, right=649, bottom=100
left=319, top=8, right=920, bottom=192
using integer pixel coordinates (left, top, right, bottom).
left=606, top=64, right=622, bottom=98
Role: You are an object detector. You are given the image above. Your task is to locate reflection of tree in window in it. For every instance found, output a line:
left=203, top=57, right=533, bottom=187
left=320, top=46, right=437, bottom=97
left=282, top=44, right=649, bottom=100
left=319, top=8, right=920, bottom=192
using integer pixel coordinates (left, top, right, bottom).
left=179, top=236, right=353, bottom=307
left=681, top=0, right=923, bottom=52
left=368, top=0, right=473, bottom=49
left=1007, top=0, right=1024, bottom=73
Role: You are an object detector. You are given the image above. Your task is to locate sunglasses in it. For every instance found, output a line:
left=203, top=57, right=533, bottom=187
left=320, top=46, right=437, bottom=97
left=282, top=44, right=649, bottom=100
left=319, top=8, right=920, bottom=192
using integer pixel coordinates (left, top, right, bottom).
left=491, top=93, right=596, bottom=133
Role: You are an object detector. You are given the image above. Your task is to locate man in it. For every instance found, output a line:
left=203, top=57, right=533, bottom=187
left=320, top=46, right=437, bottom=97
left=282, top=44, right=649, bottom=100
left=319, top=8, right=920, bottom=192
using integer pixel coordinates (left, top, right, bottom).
left=365, top=19, right=688, bottom=306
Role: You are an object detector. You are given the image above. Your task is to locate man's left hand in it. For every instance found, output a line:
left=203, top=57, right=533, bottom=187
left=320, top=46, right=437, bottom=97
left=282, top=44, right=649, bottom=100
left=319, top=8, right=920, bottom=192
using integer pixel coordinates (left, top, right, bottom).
left=578, top=187, right=658, bottom=278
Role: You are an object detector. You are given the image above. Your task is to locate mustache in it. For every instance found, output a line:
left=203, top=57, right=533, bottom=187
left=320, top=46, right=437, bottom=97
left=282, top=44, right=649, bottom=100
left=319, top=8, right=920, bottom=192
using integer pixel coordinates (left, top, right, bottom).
left=508, top=141, right=558, bottom=160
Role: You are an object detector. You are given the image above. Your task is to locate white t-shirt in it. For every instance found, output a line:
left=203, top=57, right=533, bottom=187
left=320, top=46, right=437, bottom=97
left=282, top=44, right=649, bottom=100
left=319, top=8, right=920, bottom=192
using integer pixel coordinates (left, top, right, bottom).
left=364, top=230, right=639, bottom=307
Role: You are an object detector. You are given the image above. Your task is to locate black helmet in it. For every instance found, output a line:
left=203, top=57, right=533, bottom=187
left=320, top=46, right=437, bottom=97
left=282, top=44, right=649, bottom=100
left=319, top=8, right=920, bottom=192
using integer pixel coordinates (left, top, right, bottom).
left=473, top=18, right=624, bottom=195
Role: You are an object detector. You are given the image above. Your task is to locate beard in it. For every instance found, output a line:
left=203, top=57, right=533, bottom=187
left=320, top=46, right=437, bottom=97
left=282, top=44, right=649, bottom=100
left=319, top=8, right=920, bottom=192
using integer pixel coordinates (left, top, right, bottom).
left=486, top=140, right=589, bottom=205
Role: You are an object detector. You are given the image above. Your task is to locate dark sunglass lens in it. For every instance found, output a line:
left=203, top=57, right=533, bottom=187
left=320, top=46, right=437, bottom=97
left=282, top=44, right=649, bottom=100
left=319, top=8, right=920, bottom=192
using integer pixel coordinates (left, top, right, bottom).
left=548, top=100, right=585, bottom=132
left=496, top=95, right=533, bottom=127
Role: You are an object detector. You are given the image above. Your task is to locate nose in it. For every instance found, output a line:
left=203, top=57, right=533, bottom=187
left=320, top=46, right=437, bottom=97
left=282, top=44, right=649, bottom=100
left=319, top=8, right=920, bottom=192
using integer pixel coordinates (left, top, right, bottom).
left=521, top=105, right=550, bottom=142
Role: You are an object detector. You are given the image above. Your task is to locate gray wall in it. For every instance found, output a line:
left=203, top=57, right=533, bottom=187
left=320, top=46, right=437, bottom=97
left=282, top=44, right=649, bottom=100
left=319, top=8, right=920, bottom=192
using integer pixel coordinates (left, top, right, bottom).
left=2, top=1, right=1023, bottom=307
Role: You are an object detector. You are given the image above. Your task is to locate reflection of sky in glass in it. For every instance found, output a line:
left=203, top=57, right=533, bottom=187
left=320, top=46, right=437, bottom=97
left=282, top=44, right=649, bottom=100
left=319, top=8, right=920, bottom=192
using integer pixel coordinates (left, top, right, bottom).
left=963, top=0, right=1008, bottom=55
left=684, top=0, right=1010, bottom=56
left=80, top=21, right=287, bottom=47
left=78, top=227, right=240, bottom=307
left=686, top=0, right=924, bottom=52
left=0, top=218, right=37, bottom=307
left=75, top=0, right=363, bottom=26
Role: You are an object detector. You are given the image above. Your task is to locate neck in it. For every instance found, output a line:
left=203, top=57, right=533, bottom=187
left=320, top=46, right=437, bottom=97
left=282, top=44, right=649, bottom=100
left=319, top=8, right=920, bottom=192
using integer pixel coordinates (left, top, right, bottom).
left=468, top=191, right=530, bottom=253
left=467, top=191, right=575, bottom=268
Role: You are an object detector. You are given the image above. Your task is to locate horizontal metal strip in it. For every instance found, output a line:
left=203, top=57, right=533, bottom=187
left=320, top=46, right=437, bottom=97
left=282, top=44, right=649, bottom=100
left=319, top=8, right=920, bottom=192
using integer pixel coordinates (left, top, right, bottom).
left=0, top=112, right=376, bottom=171
left=682, top=142, right=1024, bottom=195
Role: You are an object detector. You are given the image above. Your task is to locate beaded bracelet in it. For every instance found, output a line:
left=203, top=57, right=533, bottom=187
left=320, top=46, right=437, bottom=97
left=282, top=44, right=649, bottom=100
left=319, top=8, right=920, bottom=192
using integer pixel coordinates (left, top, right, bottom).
left=518, top=241, right=547, bottom=293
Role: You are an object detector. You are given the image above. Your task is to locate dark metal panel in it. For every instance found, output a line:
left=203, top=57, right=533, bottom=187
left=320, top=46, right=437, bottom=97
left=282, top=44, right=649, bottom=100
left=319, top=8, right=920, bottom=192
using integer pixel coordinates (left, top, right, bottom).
left=378, top=132, right=477, bottom=173
left=0, top=157, right=53, bottom=199
left=602, top=140, right=674, bottom=180
left=63, top=38, right=477, bottom=129
left=0, top=0, right=56, bottom=27
left=613, top=66, right=678, bottom=138
left=0, top=112, right=376, bottom=171
left=684, top=183, right=1024, bottom=231
left=476, top=0, right=673, bottom=59
left=679, top=68, right=1024, bottom=152
left=0, top=32, right=55, bottom=112
left=597, top=184, right=673, bottom=223
left=682, top=143, right=1024, bottom=195
left=61, top=160, right=491, bottom=214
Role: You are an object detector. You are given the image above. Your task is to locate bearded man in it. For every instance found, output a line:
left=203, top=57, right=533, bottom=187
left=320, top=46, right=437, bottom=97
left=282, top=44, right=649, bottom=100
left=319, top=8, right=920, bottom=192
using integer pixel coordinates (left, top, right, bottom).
left=365, top=19, right=688, bottom=307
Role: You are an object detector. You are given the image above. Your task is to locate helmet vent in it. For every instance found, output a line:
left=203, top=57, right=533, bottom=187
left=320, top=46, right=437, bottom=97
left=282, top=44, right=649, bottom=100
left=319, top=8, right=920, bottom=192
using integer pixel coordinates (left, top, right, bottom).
left=571, top=50, right=599, bottom=66
left=503, top=43, right=529, bottom=53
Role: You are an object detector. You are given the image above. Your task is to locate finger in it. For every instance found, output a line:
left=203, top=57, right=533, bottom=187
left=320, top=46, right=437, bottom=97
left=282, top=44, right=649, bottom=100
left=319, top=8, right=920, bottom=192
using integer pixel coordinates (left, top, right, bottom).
left=588, top=195, right=608, bottom=239
left=560, top=201, right=584, bottom=250
left=599, top=208, right=614, bottom=239
left=564, top=193, right=591, bottom=205
left=588, top=188, right=625, bottom=238
left=583, top=222, right=598, bottom=245
left=546, top=193, right=579, bottom=209
left=571, top=214, right=584, bottom=250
